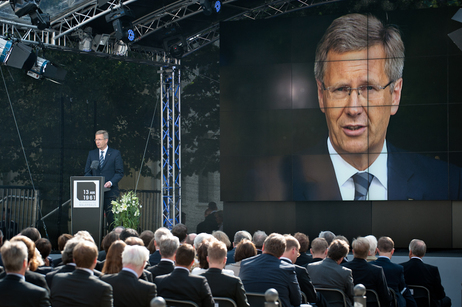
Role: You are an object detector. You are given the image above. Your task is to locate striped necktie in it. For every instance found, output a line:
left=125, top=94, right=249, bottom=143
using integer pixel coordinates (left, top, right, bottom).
left=100, top=151, right=105, bottom=168
left=352, top=172, right=374, bottom=200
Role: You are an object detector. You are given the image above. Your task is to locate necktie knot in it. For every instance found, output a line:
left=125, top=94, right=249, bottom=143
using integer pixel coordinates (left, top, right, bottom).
left=352, top=172, right=374, bottom=200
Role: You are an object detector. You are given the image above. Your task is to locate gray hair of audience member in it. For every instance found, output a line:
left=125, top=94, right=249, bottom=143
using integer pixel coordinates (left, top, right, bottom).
left=194, top=233, right=213, bottom=249
left=294, top=232, right=310, bottom=253
left=252, top=230, right=268, bottom=249
left=185, top=233, right=196, bottom=246
left=171, top=223, right=188, bottom=243
left=318, top=231, right=336, bottom=246
left=351, top=237, right=370, bottom=259
left=154, top=227, right=171, bottom=243
left=62, top=237, right=82, bottom=264
left=1, top=240, right=28, bottom=272
left=263, top=233, right=286, bottom=258
left=233, top=230, right=252, bottom=245
left=365, top=235, right=378, bottom=255
left=409, top=239, right=426, bottom=257
left=159, top=234, right=180, bottom=258
left=314, top=13, right=405, bottom=89
left=139, top=230, right=155, bottom=248
left=327, top=239, right=349, bottom=262
left=74, top=230, right=95, bottom=243
left=20, top=227, right=41, bottom=242
left=377, top=236, right=394, bottom=253
left=120, top=228, right=139, bottom=241
left=122, top=245, right=149, bottom=267
left=311, top=237, right=329, bottom=254
left=212, top=230, right=231, bottom=249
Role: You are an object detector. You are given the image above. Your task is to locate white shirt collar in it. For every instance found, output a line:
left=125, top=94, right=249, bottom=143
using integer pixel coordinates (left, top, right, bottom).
left=160, top=258, right=175, bottom=264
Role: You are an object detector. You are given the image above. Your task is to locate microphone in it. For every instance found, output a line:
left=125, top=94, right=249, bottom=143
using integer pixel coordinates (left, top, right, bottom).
left=90, top=160, right=99, bottom=170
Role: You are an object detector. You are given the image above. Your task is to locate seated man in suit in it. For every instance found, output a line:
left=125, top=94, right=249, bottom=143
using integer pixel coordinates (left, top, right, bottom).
left=401, top=239, right=451, bottom=307
left=0, top=240, right=50, bottom=307
left=51, top=240, right=113, bottom=307
left=281, top=235, right=317, bottom=304
left=308, top=237, right=329, bottom=264
left=239, top=233, right=302, bottom=307
left=101, top=245, right=156, bottom=307
left=294, top=232, right=312, bottom=267
left=149, top=227, right=171, bottom=266
left=154, top=244, right=214, bottom=307
left=46, top=237, right=82, bottom=289
left=307, top=239, right=354, bottom=307
left=226, top=230, right=252, bottom=264
left=200, top=239, right=249, bottom=306
left=371, top=236, right=417, bottom=307
left=147, top=234, right=179, bottom=279
left=342, top=237, right=391, bottom=307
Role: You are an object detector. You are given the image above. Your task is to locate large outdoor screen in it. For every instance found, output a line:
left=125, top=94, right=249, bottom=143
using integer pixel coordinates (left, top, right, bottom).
left=220, top=8, right=462, bottom=202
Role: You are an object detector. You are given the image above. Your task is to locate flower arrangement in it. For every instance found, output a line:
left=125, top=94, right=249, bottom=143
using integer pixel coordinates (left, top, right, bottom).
left=111, top=191, right=141, bottom=229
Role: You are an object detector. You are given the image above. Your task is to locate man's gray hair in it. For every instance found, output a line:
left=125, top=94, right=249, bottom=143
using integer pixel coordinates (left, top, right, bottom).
left=409, top=239, right=426, bottom=257
left=194, top=233, right=213, bottom=249
left=154, top=227, right=171, bottom=243
left=62, top=237, right=82, bottom=264
left=234, top=230, right=252, bottom=244
left=1, top=240, right=27, bottom=272
left=96, top=130, right=109, bottom=139
left=122, top=245, right=149, bottom=267
left=252, top=230, right=267, bottom=249
left=159, top=235, right=180, bottom=258
left=318, top=230, right=336, bottom=246
left=365, top=235, right=378, bottom=255
left=314, top=13, right=405, bottom=89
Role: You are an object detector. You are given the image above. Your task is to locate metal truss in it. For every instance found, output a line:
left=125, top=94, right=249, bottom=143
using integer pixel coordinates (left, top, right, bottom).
left=160, top=65, right=181, bottom=229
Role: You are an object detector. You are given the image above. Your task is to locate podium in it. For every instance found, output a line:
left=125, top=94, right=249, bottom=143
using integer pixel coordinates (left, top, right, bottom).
left=70, top=176, right=105, bottom=249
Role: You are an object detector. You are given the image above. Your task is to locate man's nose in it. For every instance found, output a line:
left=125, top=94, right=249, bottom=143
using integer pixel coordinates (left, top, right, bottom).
left=344, top=89, right=364, bottom=116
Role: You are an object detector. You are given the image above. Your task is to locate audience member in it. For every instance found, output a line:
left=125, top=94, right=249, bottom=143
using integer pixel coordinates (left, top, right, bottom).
left=318, top=231, right=335, bottom=246
left=226, top=230, right=252, bottom=264
left=196, top=202, right=219, bottom=234
left=171, top=224, right=188, bottom=244
left=154, top=244, right=214, bottom=307
left=308, top=237, right=328, bottom=264
left=334, top=235, right=351, bottom=262
left=51, top=240, right=113, bottom=307
left=212, top=230, right=232, bottom=250
left=216, top=210, right=224, bottom=231
left=35, top=238, right=52, bottom=268
left=342, top=237, right=391, bottom=307
left=371, top=236, right=417, bottom=307
left=147, top=234, right=179, bottom=279
left=185, top=233, right=197, bottom=246
left=101, top=245, right=157, bottom=307
left=401, top=239, right=451, bottom=307
left=294, top=232, right=312, bottom=266
left=102, top=240, right=126, bottom=274
left=97, top=231, right=120, bottom=268
left=201, top=240, right=250, bottom=306
left=0, top=240, right=50, bottom=306
left=125, top=236, right=145, bottom=246
left=365, top=235, right=378, bottom=261
left=225, top=239, right=257, bottom=276
left=20, top=227, right=41, bottom=242
left=149, top=227, right=171, bottom=266
left=307, top=239, right=354, bottom=307
left=192, top=237, right=235, bottom=276
left=252, top=230, right=267, bottom=254
left=46, top=237, right=81, bottom=289
left=139, top=230, right=155, bottom=248
left=119, top=228, right=139, bottom=242
left=52, top=233, right=73, bottom=267
left=281, top=235, right=317, bottom=304
left=240, top=233, right=302, bottom=307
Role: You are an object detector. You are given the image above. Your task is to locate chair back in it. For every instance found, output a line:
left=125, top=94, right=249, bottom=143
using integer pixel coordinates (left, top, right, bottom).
left=301, top=291, right=308, bottom=304
left=408, top=285, right=431, bottom=307
left=315, top=288, right=347, bottom=307
left=164, top=298, right=199, bottom=307
left=246, top=292, right=282, bottom=307
left=366, top=289, right=381, bottom=307
left=213, top=297, right=237, bottom=307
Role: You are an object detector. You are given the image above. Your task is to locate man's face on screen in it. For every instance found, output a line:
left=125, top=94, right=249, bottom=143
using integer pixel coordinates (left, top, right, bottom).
left=317, top=45, right=402, bottom=158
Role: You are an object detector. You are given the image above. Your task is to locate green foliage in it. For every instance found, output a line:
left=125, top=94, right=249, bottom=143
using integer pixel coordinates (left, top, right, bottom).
left=111, top=190, right=141, bottom=229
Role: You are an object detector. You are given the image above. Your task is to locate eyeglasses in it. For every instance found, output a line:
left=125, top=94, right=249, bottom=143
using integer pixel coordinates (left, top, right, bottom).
left=322, top=80, right=394, bottom=101
left=95, top=139, right=106, bottom=142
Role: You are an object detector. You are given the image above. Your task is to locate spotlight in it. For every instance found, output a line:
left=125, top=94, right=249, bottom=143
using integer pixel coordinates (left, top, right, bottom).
left=199, top=0, right=222, bottom=15
left=73, top=27, right=93, bottom=52
left=105, top=6, right=135, bottom=43
left=162, top=34, right=186, bottom=59
left=10, top=0, right=50, bottom=30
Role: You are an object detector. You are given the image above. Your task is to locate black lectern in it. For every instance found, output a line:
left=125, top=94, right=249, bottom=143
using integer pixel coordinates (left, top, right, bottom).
left=70, top=176, right=105, bottom=249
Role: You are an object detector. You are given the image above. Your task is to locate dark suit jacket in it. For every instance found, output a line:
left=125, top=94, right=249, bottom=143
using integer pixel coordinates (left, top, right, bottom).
left=0, top=274, right=50, bottom=307
left=154, top=267, right=214, bottom=307
left=51, top=269, right=113, bottom=307
left=293, top=142, right=462, bottom=201
left=371, top=257, right=417, bottom=307
left=147, top=259, right=175, bottom=279
left=196, top=212, right=219, bottom=234
left=281, top=258, right=317, bottom=304
left=401, top=258, right=446, bottom=307
left=149, top=250, right=161, bottom=266
left=101, top=269, right=156, bottom=307
left=200, top=268, right=249, bottom=306
left=85, top=147, right=124, bottom=198
left=226, top=247, right=236, bottom=264
left=0, top=270, right=50, bottom=294
left=239, top=254, right=301, bottom=307
left=307, top=258, right=354, bottom=307
left=45, top=263, right=75, bottom=289
left=295, top=253, right=313, bottom=267
left=342, top=258, right=391, bottom=307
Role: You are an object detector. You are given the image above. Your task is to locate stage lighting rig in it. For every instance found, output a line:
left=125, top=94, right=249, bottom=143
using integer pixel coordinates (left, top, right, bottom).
left=10, top=0, right=50, bottom=30
left=105, top=6, right=135, bottom=43
left=199, top=0, right=222, bottom=15
left=0, top=37, right=66, bottom=81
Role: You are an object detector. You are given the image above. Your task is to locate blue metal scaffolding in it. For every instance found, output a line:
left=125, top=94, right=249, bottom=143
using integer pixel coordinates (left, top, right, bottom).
left=160, top=66, right=181, bottom=229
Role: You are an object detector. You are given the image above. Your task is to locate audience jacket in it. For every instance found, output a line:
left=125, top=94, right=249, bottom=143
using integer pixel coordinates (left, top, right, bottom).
left=147, top=259, right=175, bottom=279
left=0, top=274, right=50, bottom=307
left=295, top=253, right=313, bottom=267
left=101, top=268, right=157, bottom=307
left=154, top=267, right=214, bottom=307
left=281, top=257, right=317, bottom=304
left=51, top=269, right=113, bottom=307
left=239, top=253, right=301, bottom=307
left=401, top=258, right=447, bottom=307
left=0, top=269, right=50, bottom=294
left=226, top=247, right=236, bottom=265
left=149, top=250, right=161, bottom=266
left=342, top=258, right=391, bottom=307
left=306, top=258, right=354, bottom=307
left=200, top=267, right=250, bottom=307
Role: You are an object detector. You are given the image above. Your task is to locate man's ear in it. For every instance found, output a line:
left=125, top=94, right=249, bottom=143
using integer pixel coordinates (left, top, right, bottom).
left=390, top=78, right=403, bottom=115
left=317, top=79, right=326, bottom=114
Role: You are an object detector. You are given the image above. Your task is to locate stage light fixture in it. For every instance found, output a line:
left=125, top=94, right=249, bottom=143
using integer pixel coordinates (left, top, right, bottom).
left=163, top=34, right=186, bottom=59
left=105, top=6, right=136, bottom=43
left=73, top=27, right=93, bottom=52
left=10, top=0, right=50, bottom=30
left=199, top=0, right=222, bottom=15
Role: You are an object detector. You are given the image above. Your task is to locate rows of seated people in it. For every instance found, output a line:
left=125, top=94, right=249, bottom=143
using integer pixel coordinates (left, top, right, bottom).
left=0, top=226, right=452, bottom=307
